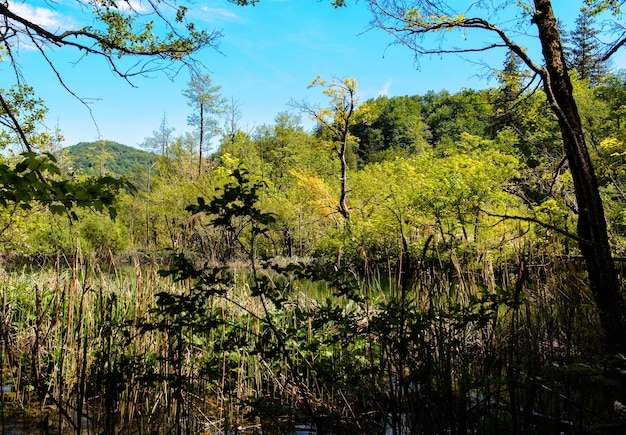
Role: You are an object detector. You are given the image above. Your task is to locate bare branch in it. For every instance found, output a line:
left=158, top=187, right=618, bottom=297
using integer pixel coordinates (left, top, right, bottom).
left=0, top=0, right=222, bottom=149
left=28, top=32, right=102, bottom=138
left=0, top=90, right=33, bottom=152
left=366, top=0, right=547, bottom=79
left=479, top=208, right=583, bottom=243
left=601, top=34, right=626, bottom=61
left=0, top=1, right=220, bottom=81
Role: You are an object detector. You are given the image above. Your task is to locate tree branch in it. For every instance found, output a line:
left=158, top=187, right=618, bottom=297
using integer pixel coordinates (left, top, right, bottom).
left=601, top=34, right=626, bottom=61
left=479, top=207, right=583, bottom=243
left=366, top=1, right=547, bottom=79
left=0, top=2, right=219, bottom=80
left=0, top=90, right=33, bottom=152
left=28, top=32, right=103, bottom=138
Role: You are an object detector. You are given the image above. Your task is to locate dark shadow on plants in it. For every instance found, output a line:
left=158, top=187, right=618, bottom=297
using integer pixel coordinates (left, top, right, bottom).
left=133, top=166, right=626, bottom=434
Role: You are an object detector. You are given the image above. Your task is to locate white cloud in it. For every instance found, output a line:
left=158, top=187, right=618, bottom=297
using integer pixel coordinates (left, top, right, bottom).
left=8, top=1, right=69, bottom=29
left=6, top=1, right=76, bottom=50
left=199, top=6, right=242, bottom=22
left=8, top=0, right=150, bottom=32
left=116, top=0, right=148, bottom=13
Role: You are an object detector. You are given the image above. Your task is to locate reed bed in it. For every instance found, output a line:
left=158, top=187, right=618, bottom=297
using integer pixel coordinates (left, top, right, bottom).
left=0, top=249, right=624, bottom=434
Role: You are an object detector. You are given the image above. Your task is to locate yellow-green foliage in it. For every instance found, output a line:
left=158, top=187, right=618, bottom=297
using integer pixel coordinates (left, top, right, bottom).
left=346, top=132, right=521, bottom=260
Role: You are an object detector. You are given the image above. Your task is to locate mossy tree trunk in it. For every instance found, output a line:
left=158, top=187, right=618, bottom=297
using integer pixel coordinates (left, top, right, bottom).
left=533, top=0, right=626, bottom=353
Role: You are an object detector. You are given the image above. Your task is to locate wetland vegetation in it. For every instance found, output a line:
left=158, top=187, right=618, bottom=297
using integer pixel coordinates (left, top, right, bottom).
left=3, top=1, right=626, bottom=433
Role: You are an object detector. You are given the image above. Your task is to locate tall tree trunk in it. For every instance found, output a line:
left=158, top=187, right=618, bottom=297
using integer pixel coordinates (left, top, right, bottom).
left=199, top=102, right=205, bottom=177
left=534, top=0, right=626, bottom=353
left=338, top=131, right=350, bottom=220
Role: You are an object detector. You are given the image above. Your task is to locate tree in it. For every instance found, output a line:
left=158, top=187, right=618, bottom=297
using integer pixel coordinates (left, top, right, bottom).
left=490, top=50, right=563, bottom=172
left=183, top=73, right=226, bottom=177
left=491, top=50, right=531, bottom=135
left=351, top=95, right=431, bottom=164
left=363, top=0, right=626, bottom=353
left=566, top=9, right=609, bottom=85
left=594, top=71, right=626, bottom=133
left=419, top=89, right=493, bottom=147
left=254, top=112, right=310, bottom=181
left=141, top=114, right=176, bottom=157
left=223, top=97, right=244, bottom=147
left=293, top=76, right=360, bottom=220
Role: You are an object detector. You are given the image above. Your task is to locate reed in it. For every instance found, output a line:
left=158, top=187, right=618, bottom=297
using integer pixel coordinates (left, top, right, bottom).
left=0, top=247, right=622, bottom=434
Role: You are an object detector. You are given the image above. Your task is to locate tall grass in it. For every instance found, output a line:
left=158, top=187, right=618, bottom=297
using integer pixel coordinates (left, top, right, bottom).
left=0, top=249, right=624, bottom=434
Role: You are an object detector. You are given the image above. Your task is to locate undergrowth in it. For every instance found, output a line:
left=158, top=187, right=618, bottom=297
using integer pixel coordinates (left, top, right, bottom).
left=1, top=168, right=625, bottom=434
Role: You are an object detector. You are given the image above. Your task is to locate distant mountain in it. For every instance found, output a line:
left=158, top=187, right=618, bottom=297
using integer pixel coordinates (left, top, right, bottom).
left=62, top=141, right=155, bottom=178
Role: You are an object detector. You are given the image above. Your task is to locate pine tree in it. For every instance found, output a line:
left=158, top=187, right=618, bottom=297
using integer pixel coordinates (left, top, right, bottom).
left=567, top=9, right=609, bottom=85
left=182, top=74, right=226, bottom=176
left=492, top=50, right=529, bottom=132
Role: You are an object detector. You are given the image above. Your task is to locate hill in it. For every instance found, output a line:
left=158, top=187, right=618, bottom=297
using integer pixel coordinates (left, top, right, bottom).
left=62, top=141, right=155, bottom=178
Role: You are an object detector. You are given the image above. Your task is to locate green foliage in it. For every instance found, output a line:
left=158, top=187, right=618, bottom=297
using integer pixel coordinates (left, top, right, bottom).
left=0, top=85, right=51, bottom=149
left=216, top=131, right=261, bottom=176
left=6, top=1, right=626, bottom=430
left=85, top=2, right=215, bottom=61
left=0, top=152, right=132, bottom=221
left=351, top=95, right=431, bottom=164
left=63, top=141, right=155, bottom=178
left=78, top=211, right=130, bottom=254
left=565, top=10, right=609, bottom=84
left=346, top=133, right=521, bottom=262
left=253, top=112, right=313, bottom=182
left=420, top=89, right=494, bottom=146
left=183, top=73, right=227, bottom=176
left=0, top=0, right=217, bottom=259
left=146, top=166, right=373, bottom=429
left=7, top=68, right=626, bottom=429
left=187, top=166, right=275, bottom=252
left=137, top=171, right=620, bottom=432
left=303, top=75, right=360, bottom=220
left=0, top=89, right=138, bottom=253
left=584, top=0, right=623, bottom=16
left=593, top=72, right=626, bottom=143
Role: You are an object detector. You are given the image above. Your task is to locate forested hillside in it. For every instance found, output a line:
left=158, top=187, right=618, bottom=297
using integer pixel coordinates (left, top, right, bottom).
left=63, top=141, right=154, bottom=178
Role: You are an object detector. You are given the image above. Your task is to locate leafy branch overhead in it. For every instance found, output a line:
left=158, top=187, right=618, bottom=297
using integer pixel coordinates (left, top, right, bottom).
left=0, top=152, right=134, bottom=222
left=0, top=1, right=219, bottom=80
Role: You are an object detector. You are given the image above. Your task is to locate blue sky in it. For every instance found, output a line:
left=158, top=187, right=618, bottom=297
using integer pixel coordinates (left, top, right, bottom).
left=5, top=0, right=614, bottom=149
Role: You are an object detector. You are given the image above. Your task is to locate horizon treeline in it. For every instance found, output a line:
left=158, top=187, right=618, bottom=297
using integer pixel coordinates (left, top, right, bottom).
left=3, top=63, right=626, bottom=267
